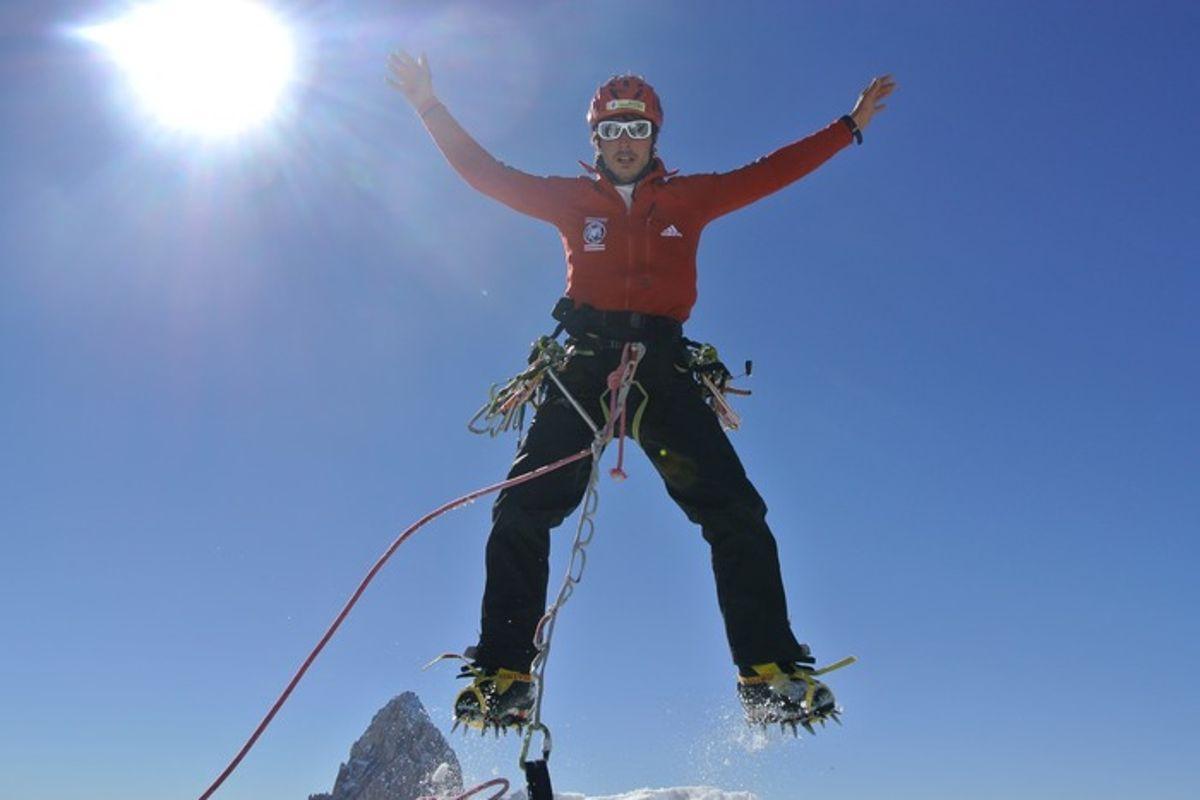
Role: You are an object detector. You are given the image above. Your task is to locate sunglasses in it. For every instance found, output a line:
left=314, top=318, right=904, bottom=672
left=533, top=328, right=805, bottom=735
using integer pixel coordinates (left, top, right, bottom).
left=595, top=118, right=654, bottom=141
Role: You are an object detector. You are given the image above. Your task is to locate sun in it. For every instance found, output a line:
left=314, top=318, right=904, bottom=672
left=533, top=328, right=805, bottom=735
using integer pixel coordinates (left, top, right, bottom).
left=82, top=0, right=297, bottom=137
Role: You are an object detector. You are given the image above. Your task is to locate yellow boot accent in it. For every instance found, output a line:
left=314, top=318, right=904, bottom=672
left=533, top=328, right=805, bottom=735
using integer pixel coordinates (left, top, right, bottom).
left=738, top=656, right=856, bottom=718
left=452, top=665, right=535, bottom=731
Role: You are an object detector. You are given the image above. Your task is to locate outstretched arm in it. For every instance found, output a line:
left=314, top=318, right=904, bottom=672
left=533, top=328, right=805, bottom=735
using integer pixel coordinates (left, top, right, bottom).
left=387, top=50, right=567, bottom=222
left=697, top=74, right=898, bottom=220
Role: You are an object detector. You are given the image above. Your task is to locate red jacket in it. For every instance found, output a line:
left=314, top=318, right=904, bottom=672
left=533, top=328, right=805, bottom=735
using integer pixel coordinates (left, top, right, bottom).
left=422, top=106, right=852, bottom=322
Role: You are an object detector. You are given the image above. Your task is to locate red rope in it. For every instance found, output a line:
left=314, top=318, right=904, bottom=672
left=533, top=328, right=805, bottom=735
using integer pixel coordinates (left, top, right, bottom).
left=606, top=342, right=638, bottom=480
left=197, top=448, right=592, bottom=800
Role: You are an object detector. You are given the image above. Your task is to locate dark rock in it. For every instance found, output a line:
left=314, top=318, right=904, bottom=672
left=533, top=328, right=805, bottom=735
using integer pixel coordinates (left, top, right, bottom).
left=313, top=692, right=462, bottom=800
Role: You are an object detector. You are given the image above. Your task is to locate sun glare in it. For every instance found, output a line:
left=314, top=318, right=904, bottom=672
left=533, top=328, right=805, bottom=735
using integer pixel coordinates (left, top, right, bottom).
left=82, top=0, right=296, bottom=137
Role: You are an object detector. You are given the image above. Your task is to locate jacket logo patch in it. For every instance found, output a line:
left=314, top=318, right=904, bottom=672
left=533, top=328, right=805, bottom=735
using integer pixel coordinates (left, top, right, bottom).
left=583, top=217, right=608, bottom=251
left=660, top=224, right=683, bottom=238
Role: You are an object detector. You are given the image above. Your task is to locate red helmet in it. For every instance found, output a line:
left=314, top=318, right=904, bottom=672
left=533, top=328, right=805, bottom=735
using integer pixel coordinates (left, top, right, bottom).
left=587, top=74, right=664, bottom=129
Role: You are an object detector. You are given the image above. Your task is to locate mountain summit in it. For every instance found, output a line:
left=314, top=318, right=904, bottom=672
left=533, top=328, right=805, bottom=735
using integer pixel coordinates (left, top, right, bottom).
left=309, top=692, right=754, bottom=800
left=309, top=692, right=462, bottom=800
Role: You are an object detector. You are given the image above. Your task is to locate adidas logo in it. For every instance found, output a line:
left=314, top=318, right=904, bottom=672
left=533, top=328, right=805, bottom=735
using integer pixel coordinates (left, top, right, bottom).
left=660, top=224, right=683, bottom=238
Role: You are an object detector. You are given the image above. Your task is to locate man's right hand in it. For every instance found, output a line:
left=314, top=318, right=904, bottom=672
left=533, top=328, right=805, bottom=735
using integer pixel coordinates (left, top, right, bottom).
left=388, top=50, right=436, bottom=112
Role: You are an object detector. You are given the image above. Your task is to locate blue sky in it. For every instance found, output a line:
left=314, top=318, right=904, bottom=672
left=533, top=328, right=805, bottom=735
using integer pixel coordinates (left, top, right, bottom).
left=2, top=1, right=1198, bottom=799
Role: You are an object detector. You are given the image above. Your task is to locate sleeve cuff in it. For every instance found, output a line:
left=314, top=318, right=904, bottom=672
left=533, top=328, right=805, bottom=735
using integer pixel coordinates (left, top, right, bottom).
left=839, top=114, right=863, bottom=145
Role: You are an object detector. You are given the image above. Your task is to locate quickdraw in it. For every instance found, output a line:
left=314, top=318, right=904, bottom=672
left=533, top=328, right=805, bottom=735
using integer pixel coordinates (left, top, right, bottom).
left=683, top=339, right=752, bottom=431
left=467, top=335, right=570, bottom=438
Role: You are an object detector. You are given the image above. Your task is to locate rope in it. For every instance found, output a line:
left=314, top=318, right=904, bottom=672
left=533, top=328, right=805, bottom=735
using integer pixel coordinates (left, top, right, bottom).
left=196, top=448, right=591, bottom=800
left=199, top=341, right=646, bottom=799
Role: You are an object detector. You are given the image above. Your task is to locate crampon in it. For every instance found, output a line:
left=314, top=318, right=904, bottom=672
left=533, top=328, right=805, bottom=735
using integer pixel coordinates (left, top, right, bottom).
left=737, top=656, right=856, bottom=735
left=450, top=663, right=536, bottom=736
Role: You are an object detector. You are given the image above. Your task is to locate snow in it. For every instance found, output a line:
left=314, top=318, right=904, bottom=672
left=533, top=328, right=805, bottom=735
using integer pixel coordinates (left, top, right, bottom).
left=512, top=788, right=755, bottom=800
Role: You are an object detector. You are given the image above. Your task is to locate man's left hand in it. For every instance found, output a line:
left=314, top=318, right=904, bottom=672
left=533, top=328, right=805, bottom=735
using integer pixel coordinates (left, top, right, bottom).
left=850, top=74, right=897, bottom=131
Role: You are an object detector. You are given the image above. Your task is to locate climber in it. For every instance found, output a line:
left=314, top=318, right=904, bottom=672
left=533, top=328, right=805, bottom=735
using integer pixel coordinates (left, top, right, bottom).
left=388, top=51, right=895, bottom=731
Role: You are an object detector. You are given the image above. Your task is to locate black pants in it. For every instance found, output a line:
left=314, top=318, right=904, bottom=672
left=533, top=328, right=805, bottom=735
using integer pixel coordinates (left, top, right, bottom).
left=473, top=336, right=809, bottom=672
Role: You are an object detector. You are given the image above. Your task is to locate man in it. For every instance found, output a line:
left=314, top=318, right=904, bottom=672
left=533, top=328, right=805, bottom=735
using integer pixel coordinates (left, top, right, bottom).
left=388, top=52, right=895, bottom=731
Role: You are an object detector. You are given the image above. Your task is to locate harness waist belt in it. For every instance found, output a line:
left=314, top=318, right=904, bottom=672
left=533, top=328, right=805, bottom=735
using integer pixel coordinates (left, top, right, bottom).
left=551, top=297, right=682, bottom=343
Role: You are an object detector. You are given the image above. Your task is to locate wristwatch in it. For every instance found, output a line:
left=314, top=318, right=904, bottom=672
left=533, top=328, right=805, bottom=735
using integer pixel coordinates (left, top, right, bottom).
left=840, top=114, right=863, bottom=145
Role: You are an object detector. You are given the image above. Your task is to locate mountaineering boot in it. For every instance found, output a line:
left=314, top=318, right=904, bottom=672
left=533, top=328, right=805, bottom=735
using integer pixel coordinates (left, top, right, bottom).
left=452, top=663, right=536, bottom=734
left=737, top=661, right=842, bottom=733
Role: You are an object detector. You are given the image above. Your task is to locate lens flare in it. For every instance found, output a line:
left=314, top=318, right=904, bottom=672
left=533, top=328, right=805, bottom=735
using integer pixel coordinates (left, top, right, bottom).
left=82, top=0, right=296, bottom=137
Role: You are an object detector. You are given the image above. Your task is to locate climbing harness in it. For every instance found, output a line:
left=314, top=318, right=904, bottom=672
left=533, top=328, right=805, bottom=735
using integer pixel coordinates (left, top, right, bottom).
left=469, top=324, right=752, bottom=446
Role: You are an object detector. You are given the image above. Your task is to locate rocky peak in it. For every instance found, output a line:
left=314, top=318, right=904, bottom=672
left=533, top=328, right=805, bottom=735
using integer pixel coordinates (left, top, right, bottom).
left=309, top=692, right=462, bottom=800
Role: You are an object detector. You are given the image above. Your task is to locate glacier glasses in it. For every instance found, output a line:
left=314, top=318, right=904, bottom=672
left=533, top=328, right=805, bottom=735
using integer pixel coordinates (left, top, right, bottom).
left=594, top=118, right=654, bottom=141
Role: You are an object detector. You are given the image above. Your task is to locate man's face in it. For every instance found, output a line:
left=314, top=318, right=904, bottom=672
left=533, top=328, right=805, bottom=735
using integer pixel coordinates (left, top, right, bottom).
left=594, top=116, right=654, bottom=184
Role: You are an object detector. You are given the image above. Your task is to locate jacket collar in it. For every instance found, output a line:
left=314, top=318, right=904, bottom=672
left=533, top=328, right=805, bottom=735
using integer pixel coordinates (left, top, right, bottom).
left=578, top=157, right=678, bottom=188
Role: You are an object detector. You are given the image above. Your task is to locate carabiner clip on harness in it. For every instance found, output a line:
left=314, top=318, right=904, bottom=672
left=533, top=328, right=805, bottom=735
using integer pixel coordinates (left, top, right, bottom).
left=467, top=335, right=570, bottom=439
left=682, top=338, right=752, bottom=430
left=469, top=301, right=753, bottom=443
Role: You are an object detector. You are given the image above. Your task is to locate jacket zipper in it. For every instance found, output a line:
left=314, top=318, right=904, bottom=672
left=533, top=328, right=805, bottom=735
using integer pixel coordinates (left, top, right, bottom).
left=624, top=186, right=635, bottom=310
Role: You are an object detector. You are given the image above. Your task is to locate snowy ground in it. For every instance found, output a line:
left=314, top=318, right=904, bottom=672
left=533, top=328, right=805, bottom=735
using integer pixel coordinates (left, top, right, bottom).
left=512, top=789, right=755, bottom=800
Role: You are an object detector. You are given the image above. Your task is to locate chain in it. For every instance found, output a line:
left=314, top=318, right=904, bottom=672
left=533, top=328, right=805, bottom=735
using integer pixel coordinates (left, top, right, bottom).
left=519, top=342, right=645, bottom=768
